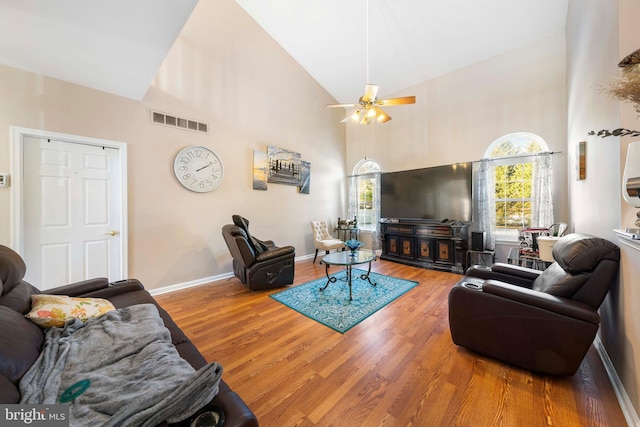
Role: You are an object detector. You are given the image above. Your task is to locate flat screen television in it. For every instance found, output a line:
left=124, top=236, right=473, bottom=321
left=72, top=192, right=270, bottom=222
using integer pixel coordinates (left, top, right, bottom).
left=380, top=162, right=473, bottom=222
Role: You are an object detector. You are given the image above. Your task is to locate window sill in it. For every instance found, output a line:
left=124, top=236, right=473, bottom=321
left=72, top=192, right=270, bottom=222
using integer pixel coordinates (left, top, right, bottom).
left=495, top=239, right=518, bottom=244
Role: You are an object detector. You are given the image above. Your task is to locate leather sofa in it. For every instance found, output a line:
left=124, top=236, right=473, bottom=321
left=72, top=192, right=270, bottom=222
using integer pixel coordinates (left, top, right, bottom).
left=448, top=233, right=620, bottom=376
left=0, top=244, right=258, bottom=427
left=221, top=215, right=295, bottom=290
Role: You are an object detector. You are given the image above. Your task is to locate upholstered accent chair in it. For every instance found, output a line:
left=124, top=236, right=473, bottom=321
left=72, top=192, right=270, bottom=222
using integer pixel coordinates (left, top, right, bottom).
left=310, top=221, right=345, bottom=263
left=222, top=215, right=295, bottom=290
left=448, top=233, right=620, bottom=376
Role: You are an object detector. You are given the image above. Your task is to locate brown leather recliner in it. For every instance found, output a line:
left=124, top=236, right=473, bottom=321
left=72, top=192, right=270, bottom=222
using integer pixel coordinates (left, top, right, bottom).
left=448, top=233, right=620, bottom=376
left=222, top=215, right=295, bottom=290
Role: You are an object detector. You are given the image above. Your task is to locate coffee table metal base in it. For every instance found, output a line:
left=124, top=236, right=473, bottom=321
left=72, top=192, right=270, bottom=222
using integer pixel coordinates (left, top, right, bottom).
left=321, top=258, right=377, bottom=301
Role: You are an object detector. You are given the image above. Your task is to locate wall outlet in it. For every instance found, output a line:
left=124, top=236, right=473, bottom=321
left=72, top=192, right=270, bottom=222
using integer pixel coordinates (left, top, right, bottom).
left=0, top=173, right=9, bottom=187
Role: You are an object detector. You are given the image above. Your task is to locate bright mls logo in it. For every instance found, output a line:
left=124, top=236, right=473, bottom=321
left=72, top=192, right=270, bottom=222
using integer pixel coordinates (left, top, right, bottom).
left=1, top=405, right=68, bottom=426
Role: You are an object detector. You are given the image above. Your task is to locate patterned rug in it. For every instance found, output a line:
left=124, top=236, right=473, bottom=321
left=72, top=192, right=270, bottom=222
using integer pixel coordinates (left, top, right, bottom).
left=270, top=269, right=418, bottom=333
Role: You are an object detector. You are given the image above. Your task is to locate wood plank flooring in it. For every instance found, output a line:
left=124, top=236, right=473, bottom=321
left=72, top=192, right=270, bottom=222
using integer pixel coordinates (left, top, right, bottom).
left=155, top=259, right=627, bottom=427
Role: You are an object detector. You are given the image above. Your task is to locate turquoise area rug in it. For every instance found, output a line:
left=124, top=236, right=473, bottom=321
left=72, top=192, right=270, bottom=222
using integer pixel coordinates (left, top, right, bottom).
left=270, top=269, right=418, bottom=333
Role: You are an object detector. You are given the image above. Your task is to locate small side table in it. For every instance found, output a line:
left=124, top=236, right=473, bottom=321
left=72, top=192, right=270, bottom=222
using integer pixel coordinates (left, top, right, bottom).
left=335, top=227, right=360, bottom=241
left=467, top=250, right=495, bottom=268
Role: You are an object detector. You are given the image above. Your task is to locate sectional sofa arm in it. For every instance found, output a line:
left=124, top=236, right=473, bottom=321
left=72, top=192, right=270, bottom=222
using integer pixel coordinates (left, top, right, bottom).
left=255, top=245, right=295, bottom=262
left=46, top=277, right=110, bottom=296
left=482, top=279, right=600, bottom=324
left=46, top=278, right=145, bottom=298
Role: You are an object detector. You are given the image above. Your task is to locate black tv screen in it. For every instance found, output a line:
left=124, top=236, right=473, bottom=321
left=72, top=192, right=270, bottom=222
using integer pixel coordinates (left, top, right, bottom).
left=380, top=163, right=473, bottom=222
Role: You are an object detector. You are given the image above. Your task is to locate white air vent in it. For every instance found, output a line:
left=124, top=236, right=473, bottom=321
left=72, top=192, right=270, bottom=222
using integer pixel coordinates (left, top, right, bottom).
left=151, top=111, right=208, bottom=134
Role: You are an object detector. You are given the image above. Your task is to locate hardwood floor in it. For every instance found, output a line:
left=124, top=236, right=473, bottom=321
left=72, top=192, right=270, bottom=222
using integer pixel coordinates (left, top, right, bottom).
left=155, top=259, right=627, bottom=427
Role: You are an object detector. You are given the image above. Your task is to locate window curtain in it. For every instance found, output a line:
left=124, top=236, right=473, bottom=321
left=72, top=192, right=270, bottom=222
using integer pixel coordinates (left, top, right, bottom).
left=370, top=172, right=381, bottom=251
left=347, top=175, right=358, bottom=225
left=531, top=152, right=554, bottom=228
left=477, top=159, right=496, bottom=250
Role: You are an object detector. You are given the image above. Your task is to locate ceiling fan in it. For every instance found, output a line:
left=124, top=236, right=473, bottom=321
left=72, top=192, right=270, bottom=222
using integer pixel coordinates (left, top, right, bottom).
left=327, top=84, right=415, bottom=124
left=326, top=0, right=416, bottom=124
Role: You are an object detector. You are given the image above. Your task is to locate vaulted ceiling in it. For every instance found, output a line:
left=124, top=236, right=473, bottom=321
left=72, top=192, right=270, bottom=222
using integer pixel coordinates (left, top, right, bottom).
left=0, top=0, right=198, bottom=100
left=0, top=0, right=568, bottom=103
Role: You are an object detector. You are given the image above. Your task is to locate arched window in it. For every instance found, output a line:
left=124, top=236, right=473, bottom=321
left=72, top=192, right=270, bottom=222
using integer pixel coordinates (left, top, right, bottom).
left=349, top=159, right=381, bottom=234
left=479, top=132, right=553, bottom=244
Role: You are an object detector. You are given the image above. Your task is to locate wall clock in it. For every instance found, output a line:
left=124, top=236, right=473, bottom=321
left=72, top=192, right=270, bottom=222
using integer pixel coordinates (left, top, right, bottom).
left=173, top=145, right=224, bottom=192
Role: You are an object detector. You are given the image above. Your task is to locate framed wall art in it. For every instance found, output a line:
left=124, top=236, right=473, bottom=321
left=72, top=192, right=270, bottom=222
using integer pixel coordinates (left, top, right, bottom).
left=253, top=150, right=268, bottom=190
left=267, top=146, right=301, bottom=186
left=576, top=141, right=586, bottom=180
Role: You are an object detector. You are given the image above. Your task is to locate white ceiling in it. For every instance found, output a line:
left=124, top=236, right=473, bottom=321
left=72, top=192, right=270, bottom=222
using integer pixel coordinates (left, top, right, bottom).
left=0, top=0, right=568, bottom=103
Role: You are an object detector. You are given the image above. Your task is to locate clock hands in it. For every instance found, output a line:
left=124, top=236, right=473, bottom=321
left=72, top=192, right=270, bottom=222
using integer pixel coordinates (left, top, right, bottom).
left=196, top=163, right=212, bottom=172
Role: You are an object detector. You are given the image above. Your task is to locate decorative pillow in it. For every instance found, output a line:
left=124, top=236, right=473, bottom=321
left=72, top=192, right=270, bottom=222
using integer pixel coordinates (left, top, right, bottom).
left=25, top=294, right=115, bottom=328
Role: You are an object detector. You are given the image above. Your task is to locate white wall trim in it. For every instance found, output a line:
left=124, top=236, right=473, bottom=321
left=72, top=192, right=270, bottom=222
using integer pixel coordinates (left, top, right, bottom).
left=594, top=335, right=640, bottom=427
left=149, top=254, right=314, bottom=295
left=149, top=272, right=235, bottom=296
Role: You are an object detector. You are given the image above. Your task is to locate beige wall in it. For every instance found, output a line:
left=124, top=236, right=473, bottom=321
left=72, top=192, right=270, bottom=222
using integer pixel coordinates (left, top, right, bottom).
left=567, top=0, right=640, bottom=418
left=346, top=33, right=569, bottom=235
left=0, top=0, right=346, bottom=289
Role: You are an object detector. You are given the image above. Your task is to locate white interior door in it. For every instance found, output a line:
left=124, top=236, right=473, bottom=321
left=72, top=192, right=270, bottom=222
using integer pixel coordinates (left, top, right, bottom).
left=21, top=135, right=125, bottom=290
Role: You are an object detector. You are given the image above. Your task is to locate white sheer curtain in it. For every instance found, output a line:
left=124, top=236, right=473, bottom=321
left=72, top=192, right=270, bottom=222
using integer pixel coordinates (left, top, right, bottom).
left=347, top=175, right=358, bottom=225
left=478, top=153, right=554, bottom=247
left=531, top=152, right=554, bottom=228
left=477, top=159, right=496, bottom=250
left=370, top=172, right=381, bottom=251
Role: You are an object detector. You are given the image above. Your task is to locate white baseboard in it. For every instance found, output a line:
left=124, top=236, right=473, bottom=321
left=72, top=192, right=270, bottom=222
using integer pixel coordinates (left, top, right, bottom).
left=148, top=254, right=313, bottom=296
left=148, top=272, right=234, bottom=296
left=594, top=336, right=640, bottom=427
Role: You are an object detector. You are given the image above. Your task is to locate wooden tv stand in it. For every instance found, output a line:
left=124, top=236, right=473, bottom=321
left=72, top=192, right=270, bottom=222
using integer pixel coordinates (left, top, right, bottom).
left=380, top=220, right=469, bottom=274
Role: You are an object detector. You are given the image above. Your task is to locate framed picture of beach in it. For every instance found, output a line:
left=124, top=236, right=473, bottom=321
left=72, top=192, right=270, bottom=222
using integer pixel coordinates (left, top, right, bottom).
left=252, top=150, right=268, bottom=190
left=267, top=146, right=302, bottom=186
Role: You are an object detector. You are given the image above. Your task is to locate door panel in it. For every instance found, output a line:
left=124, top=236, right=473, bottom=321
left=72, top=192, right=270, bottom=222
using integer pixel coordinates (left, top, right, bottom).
left=41, top=243, right=70, bottom=286
left=23, top=136, right=122, bottom=290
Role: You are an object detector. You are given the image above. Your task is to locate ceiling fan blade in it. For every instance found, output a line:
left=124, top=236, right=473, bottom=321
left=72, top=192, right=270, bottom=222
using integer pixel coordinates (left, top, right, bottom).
left=377, top=96, right=416, bottom=106
left=327, top=103, right=359, bottom=108
left=362, top=84, right=379, bottom=102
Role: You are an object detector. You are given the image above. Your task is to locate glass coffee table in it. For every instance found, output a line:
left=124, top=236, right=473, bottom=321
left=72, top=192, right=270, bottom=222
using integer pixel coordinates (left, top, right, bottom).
left=321, top=250, right=377, bottom=300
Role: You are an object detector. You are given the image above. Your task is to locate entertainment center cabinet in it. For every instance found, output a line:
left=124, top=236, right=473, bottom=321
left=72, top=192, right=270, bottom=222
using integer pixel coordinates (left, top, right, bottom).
left=380, top=220, right=469, bottom=274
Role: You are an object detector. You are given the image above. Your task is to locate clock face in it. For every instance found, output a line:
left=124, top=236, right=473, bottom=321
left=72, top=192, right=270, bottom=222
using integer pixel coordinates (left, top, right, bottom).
left=173, top=145, right=223, bottom=192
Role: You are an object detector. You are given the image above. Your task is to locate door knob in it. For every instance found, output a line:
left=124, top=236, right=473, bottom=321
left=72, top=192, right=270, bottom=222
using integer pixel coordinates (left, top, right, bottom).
left=107, top=230, right=119, bottom=236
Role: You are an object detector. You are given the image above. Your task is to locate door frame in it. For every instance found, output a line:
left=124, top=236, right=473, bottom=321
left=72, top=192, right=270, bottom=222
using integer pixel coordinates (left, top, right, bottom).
left=10, top=126, right=128, bottom=279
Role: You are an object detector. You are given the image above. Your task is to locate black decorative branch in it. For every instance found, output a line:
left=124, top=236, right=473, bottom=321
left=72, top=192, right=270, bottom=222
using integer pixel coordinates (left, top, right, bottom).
left=588, top=128, right=640, bottom=138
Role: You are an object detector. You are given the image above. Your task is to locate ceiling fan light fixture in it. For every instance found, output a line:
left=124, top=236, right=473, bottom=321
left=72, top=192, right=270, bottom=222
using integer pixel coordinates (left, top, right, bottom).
left=325, top=0, right=416, bottom=125
left=376, top=109, right=391, bottom=123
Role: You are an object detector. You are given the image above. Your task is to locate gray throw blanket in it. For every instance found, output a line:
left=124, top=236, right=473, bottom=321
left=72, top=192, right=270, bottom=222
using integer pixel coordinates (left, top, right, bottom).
left=20, top=304, right=222, bottom=427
